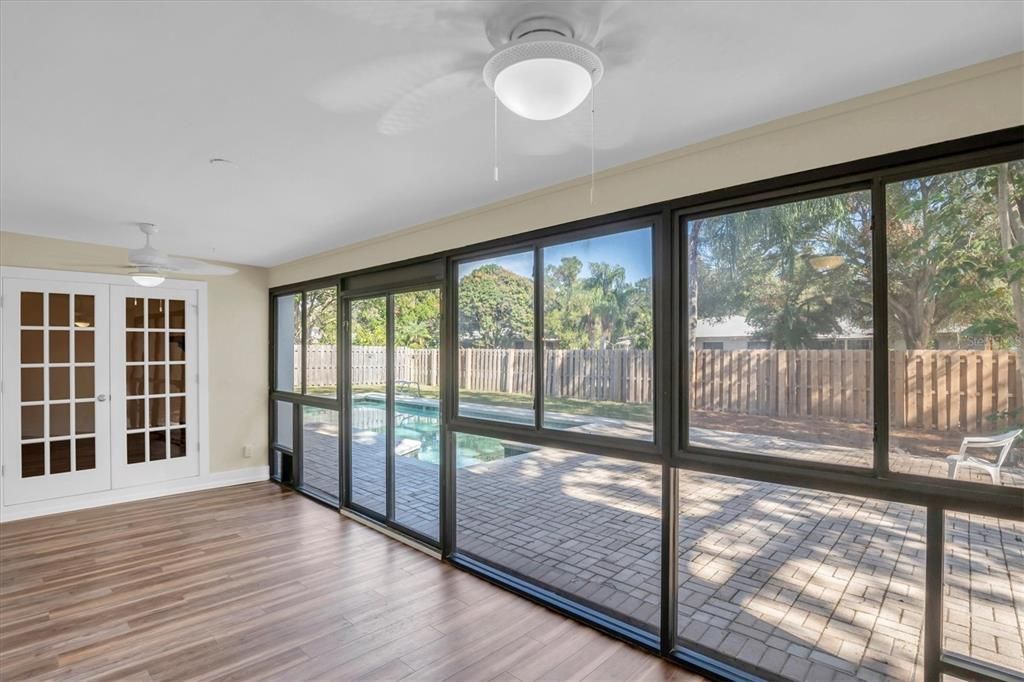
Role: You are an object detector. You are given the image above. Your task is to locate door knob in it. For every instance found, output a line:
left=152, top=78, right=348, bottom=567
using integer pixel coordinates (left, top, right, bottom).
left=96, top=394, right=108, bottom=402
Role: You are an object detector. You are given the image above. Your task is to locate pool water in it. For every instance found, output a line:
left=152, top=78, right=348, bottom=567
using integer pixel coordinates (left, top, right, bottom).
left=352, top=397, right=518, bottom=467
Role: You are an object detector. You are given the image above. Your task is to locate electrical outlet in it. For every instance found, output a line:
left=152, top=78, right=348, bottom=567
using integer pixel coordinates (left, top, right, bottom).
left=242, top=444, right=253, bottom=459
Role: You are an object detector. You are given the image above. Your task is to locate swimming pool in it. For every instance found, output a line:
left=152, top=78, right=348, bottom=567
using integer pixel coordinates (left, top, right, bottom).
left=351, top=396, right=533, bottom=467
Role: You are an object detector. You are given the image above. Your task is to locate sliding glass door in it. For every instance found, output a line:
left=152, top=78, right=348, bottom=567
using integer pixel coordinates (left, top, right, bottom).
left=346, top=287, right=441, bottom=543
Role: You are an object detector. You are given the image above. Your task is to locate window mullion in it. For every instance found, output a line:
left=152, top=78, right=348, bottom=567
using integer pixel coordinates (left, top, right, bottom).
left=871, top=177, right=890, bottom=478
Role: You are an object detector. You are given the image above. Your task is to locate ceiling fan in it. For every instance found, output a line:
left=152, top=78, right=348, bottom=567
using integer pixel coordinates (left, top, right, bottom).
left=310, top=1, right=639, bottom=136
left=119, top=222, right=237, bottom=287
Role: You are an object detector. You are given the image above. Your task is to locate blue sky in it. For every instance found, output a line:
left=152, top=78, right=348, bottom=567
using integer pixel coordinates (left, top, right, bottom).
left=459, top=227, right=652, bottom=284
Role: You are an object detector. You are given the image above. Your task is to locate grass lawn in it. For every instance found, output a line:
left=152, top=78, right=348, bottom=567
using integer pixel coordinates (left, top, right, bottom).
left=316, top=384, right=653, bottom=423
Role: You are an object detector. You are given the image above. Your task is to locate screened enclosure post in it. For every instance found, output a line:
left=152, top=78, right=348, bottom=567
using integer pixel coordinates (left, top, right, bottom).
left=654, top=210, right=672, bottom=451
left=293, top=401, right=302, bottom=488
left=267, top=295, right=276, bottom=478
left=924, top=505, right=944, bottom=682
left=300, top=292, right=307, bottom=395
left=385, top=294, right=396, bottom=522
left=442, top=259, right=458, bottom=557
left=673, top=209, right=687, bottom=453
left=436, top=285, right=449, bottom=547
left=534, top=245, right=544, bottom=430
left=870, top=178, right=890, bottom=477
left=660, top=465, right=678, bottom=656
left=340, top=295, right=351, bottom=509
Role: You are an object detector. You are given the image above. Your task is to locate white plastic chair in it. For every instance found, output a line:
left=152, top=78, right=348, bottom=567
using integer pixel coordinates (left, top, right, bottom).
left=946, top=428, right=1022, bottom=485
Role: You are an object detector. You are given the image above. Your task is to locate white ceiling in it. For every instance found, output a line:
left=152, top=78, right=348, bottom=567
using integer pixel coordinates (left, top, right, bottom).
left=1, top=1, right=1021, bottom=268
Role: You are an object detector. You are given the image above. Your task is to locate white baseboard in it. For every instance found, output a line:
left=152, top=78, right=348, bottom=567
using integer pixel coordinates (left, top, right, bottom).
left=0, top=466, right=269, bottom=523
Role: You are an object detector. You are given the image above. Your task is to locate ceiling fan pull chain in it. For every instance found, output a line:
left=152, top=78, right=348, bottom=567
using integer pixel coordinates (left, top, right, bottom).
left=493, top=93, right=500, bottom=182
left=590, top=72, right=597, bottom=204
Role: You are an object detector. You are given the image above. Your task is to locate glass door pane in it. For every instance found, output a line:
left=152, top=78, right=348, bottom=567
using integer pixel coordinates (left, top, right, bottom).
left=392, top=288, right=441, bottom=540
left=304, top=287, right=337, bottom=398
left=349, top=296, right=387, bottom=515
left=300, top=405, right=339, bottom=504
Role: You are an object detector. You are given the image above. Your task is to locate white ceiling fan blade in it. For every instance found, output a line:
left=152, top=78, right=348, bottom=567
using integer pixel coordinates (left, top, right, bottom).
left=378, top=69, right=485, bottom=136
left=309, top=50, right=474, bottom=114
left=160, top=257, right=238, bottom=276
left=60, top=263, right=136, bottom=270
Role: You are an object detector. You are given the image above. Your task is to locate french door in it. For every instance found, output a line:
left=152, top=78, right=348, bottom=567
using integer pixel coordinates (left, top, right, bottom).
left=346, top=287, right=442, bottom=543
left=110, top=286, right=199, bottom=488
left=1, top=278, right=200, bottom=506
left=2, top=280, right=111, bottom=504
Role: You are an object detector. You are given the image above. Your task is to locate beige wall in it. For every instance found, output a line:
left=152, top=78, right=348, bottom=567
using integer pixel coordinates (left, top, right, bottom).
left=270, top=53, right=1024, bottom=287
left=0, top=231, right=268, bottom=473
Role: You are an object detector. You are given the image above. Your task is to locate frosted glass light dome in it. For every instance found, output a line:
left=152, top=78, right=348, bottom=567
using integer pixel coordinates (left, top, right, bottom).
left=132, top=267, right=164, bottom=287
left=483, top=33, right=603, bottom=121
left=493, top=58, right=592, bottom=120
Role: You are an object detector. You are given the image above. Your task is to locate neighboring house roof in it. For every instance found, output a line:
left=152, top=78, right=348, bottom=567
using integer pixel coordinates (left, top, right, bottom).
left=694, top=316, right=757, bottom=338
left=694, top=315, right=871, bottom=339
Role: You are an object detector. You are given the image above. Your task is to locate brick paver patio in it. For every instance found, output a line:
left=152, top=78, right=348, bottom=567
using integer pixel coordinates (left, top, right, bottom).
left=301, top=418, right=1024, bottom=680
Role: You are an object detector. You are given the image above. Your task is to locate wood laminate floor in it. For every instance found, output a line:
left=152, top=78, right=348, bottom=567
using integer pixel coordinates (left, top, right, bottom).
left=0, top=482, right=701, bottom=681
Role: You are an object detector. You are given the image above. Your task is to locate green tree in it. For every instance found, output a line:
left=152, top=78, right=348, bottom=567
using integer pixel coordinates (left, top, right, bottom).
left=305, top=288, right=338, bottom=345
left=458, top=264, right=533, bottom=348
left=543, top=257, right=652, bottom=350
left=693, top=192, right=872, bottom=349
left=394, top=289, right=440, bottom=349
left=351, top=297, right=386, bottom=346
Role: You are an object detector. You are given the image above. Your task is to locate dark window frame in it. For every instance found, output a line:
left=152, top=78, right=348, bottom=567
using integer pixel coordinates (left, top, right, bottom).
left=268, top=278, right=342, bottom=507
left=269, top=127, right=1024, bottom=682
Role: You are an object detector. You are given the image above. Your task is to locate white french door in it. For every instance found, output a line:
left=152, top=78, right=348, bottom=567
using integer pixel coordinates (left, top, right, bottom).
left=2, top=277, right=202, bottom=507
left=110, top=286, right=199, bottom=488
left=1, top=280, right=112, bottom=505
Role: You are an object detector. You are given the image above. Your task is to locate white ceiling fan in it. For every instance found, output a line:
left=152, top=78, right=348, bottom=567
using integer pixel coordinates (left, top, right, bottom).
left=120, top=222, right=237, bottom=287
left=310, top=0, right=641, bottom=137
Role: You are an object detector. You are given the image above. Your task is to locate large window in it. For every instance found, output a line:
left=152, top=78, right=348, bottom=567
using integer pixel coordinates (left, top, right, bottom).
left=887, top=161, right=1024, bottom=488
left=269, top=132, right=1023, bottom=682
left=542, top=227, right=654, bottom=440
left=456, top=251, right=535, bottom=426
left=687, top=190, right=874, bottom=467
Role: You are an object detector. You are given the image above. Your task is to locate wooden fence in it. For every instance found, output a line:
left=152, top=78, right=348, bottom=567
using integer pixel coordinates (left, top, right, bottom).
left=302, top=346, right=338, bottom=387
left=303, top=346, right=654, bottom=402
left=692, top=349, right=1021, bottom=433
left=301, top=346, right=1021, bottom=432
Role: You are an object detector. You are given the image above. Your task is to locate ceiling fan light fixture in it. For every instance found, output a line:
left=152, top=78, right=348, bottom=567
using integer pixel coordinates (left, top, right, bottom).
left=483, top=32, right=603, bottom=121
left=132, top=267, right=165, bottom=288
